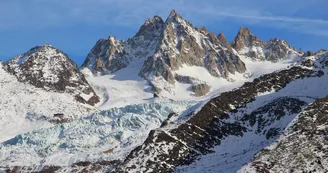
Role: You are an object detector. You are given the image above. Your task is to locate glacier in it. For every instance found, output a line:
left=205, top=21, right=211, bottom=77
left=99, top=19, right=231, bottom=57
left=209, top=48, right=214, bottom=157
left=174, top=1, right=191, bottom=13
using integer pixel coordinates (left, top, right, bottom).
left=0, top=100, right=198, bottom=170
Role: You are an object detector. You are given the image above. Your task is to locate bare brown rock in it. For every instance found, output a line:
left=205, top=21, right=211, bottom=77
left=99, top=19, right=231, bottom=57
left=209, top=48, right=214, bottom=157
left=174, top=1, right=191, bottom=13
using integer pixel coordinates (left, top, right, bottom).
left=191, top=83, right=211, bottom=96
left=217, top=32, right=232, bottom=52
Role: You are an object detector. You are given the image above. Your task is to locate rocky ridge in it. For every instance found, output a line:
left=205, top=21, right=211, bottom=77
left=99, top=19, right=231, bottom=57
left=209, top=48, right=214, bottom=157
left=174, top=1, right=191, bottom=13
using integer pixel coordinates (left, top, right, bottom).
left=81, top=15, right=164, bottom=75
left=237, top=51, right=328, bottom=173
left=139, top=10, right=246, bottom=84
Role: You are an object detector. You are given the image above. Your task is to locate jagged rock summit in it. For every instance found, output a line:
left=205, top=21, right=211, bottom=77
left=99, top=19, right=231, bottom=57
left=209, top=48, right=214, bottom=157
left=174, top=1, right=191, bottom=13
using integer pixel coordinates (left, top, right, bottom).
left=82, top=10, right=249, bottom=96
left=139, top=10, right=246, bottom=84
left=81, top=10, right=305, bottom=97
left=6, top=44, right=100, bottom=106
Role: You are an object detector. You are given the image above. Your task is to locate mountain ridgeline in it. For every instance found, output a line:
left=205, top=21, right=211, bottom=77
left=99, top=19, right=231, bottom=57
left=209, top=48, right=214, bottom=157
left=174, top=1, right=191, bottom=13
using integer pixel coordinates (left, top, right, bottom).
left=81, top=10, right=299, bottom=96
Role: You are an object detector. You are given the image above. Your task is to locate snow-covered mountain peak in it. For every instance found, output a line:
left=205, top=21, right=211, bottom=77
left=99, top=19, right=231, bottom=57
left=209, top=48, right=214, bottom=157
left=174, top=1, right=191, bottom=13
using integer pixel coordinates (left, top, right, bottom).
left=6, top=45, right=100, bottom=106
left=231, top=27, right=299, bottom=62
left=81, top=10, right=307, bottom=98
left=9, top=44, right=69, bottom=66
left=82, top=10, right=248, bottom=97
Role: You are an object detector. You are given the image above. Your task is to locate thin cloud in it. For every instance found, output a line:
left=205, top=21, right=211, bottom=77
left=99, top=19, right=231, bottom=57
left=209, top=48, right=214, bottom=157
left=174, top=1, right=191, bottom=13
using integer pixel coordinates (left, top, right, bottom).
left=0, top=0, right=327, bottom=37
left=206, top=12, right=328, bottom=25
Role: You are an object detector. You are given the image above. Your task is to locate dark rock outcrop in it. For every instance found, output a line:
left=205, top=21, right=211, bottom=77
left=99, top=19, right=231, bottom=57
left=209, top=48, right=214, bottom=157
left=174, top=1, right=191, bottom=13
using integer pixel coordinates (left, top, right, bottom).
left=191, top=83, right=211, bottom=96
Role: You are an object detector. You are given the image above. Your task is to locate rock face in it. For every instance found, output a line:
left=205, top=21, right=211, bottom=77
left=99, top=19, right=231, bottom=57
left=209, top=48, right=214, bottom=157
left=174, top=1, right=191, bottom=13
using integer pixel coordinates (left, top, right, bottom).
left=139, top=10, right=246, bottom=84
left=6, top=44, right=100, bottom=106
left=231, top=27, right=265, bottom=53
left=81, top=16, right=164, bottom=74
left=217, top=32, right=233, bottom=52
left=231, top=27, right=298, bottom=62
left=81, top=37, right=126, bottom=74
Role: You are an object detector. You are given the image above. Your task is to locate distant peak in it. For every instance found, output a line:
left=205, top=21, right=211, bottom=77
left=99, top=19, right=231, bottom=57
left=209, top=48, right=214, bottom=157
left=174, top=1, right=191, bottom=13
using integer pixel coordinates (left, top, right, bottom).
left=43, top=43, right=53, bottom=47
left=237, top=27, right=251, bottom=36
left=166, top=9, right=183, bottom=23
left=135, top=15, right=164, bottom=37
left=108, top=36, right=118, bottom=44
left=218, top=32, right=225, bottom=38
left=199, top=27, right=209, bottom=34
left=269, top=38, right=280, bottom=42
left=39, top=44, right=61, bottom=52
left=142, top=15, right=164, bottom=26
left=217, top=32, right=232, bottom=51
left=108, top=35, right=117, bottom=40
left=231, top=27, right=263, bottom=51
left=169, top=10, right=178, bottom=17
left=145, top=17, right=151, bottom=23
left=153, top=15, right=163, bottom=22
left=217, top=32, right=227, bottom=42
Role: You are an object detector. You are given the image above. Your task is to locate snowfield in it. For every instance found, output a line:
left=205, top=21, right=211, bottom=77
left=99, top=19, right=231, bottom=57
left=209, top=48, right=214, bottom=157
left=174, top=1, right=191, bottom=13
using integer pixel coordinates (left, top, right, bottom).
left=85, top=54, right=301, bottom=110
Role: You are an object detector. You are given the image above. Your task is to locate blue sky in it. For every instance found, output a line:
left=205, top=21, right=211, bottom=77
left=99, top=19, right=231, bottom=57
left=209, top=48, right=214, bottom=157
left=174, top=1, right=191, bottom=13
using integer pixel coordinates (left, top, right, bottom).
left=0, top=0, right=327, bottom=65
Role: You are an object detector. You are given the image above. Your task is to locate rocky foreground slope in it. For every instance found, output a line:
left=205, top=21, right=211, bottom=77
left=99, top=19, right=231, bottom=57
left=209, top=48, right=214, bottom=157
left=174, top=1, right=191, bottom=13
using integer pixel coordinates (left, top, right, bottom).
left=112, top=52, right=327, bottom=172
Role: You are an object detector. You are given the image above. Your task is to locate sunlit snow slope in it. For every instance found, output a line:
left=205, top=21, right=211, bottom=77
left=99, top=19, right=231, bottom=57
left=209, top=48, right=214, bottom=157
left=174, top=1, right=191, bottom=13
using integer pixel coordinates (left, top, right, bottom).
left=0, top=62, right=92, bottom=143
left=83, top=54, right=301, bottom=109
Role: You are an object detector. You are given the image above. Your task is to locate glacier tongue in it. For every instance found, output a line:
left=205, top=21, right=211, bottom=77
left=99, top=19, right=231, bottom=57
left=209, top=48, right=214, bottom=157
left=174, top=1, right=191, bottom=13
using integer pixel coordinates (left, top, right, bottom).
left=0, top=100, right=197, bottom=169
